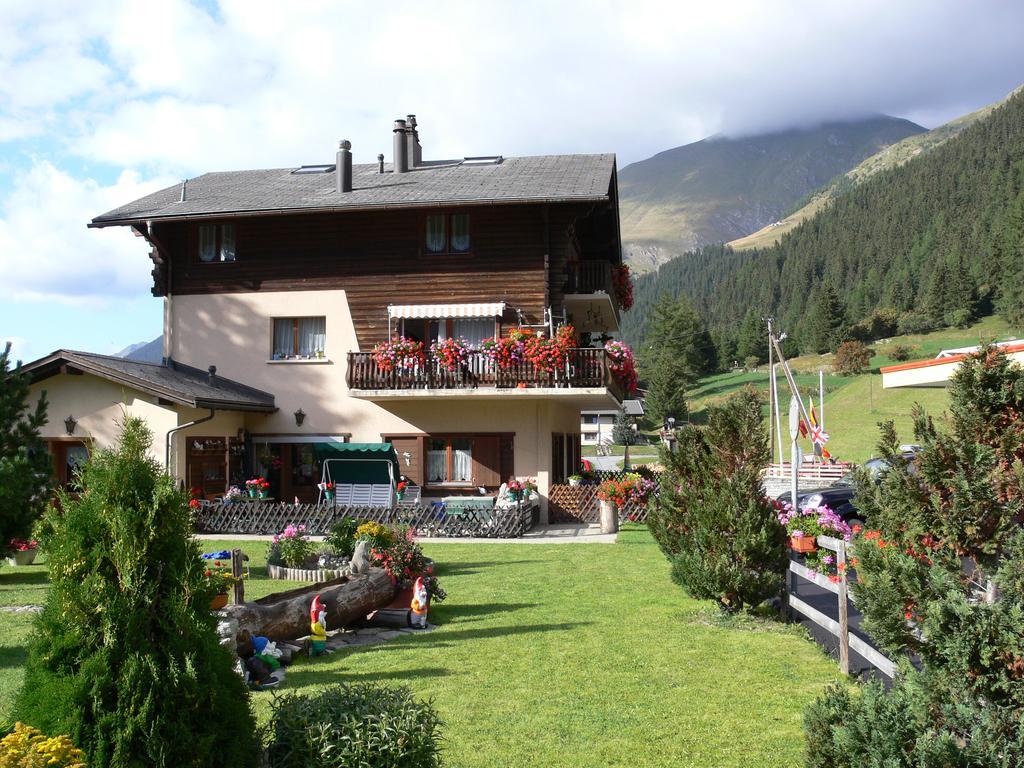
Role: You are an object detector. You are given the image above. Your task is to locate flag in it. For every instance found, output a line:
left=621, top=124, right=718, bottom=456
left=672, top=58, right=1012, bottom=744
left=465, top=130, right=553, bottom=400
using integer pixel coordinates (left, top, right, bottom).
left=809, top=398, right=829, bottom=446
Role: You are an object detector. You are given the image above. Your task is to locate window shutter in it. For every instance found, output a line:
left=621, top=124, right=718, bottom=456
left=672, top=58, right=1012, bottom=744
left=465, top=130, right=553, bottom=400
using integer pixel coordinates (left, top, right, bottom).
left=472, top=436, right=501, bottom=487
left=385, top=437, right=423, bottom=487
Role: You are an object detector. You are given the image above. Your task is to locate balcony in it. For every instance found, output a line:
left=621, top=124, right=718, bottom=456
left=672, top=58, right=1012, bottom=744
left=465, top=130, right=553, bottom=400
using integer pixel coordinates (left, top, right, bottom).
left=347, top=347, right=624, bottom=407
left=563, top=261, right=619, bottom=333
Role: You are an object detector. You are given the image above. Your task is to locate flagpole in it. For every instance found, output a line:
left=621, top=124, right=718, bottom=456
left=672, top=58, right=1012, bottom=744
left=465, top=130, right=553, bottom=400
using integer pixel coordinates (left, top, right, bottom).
left=819, top=369, right=825, bottom=435
left=772, top=364, right=784, bottom=465
left=767, top=318, right=775, bottom=465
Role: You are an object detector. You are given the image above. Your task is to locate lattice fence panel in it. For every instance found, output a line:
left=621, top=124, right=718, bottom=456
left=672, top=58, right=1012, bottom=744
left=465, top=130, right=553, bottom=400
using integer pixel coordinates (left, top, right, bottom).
left=194, top=501, right=537, bottom=539
left=547, top=483, right=653, bottom=523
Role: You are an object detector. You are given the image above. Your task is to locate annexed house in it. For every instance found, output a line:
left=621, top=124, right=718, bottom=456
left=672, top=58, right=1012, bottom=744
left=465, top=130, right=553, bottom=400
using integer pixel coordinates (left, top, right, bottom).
left=880, top=340, right=1024, bottom=388
left=580, top=399, right=644, bottom=447
left=25, top=115, right=628, bottom=522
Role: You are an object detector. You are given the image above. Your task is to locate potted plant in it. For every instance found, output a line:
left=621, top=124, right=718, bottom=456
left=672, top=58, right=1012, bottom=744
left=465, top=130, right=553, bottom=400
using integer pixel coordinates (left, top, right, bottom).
left=318, top=481, right=335, bottom=502
left=568, top=474, right=583, bottom=487
left=604, top=340, right=639, bottom=394
left=202, top=559, right=238, bottom=610
left=429, top=337, right=470, bottom=372
left=506, top=479, right=525, bottom=501
left=6, top=538, right=39, bottom=566
left=775, top=502, right=852, bottom=576
left=367, top=525, right=447, bottom=609
left=596, top=473, right=657, bottom=533
left=371, top=336, right=426, bottom=373
left=224, top=485, right=243, bottom=503
left=396, top=478, right=408, bottom=501
left=246, top=476, right=270, bottom=499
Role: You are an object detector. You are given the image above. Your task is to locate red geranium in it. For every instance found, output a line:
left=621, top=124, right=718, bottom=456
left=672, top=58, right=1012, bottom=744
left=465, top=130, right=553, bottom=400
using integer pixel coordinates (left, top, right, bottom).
left=611, top=264, right=634, bottom=311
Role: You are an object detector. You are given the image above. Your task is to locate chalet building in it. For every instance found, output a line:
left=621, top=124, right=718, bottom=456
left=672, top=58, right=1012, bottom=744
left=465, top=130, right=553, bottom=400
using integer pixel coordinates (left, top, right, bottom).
left=25, top=116, right=627, bottom=522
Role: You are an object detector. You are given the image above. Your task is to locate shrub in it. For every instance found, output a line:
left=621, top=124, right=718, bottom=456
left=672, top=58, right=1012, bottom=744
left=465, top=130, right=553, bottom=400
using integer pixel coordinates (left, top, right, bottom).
left=356, top=521, right=394, bottom=549
left=371, top=527, right=446, bottom=602
left=647, top=387, right=787, bottom=611
left=325, top=516, right=361, bottom=558
left=885, top=343, right=916, bottom=362
left=272, top=523, right=316, bottom=567
left=14, top=418, right=257, bottom=766
left=832, top=340, right=872, bottom=375
left=896, top=311, right=933, bottom=335
left=943, top=307, right=973, bottom=328
left=0, top=722, right=85, bottom=768
left=743, top=355, right=760, bottom=371
left=804, top=347, right=1024, bottom=765
left=266, top=683, right=443, bottom=768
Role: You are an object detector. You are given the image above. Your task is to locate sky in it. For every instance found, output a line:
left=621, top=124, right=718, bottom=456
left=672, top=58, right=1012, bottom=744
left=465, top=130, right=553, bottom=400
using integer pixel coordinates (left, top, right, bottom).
left=1, top=0, right=1023, bottom=363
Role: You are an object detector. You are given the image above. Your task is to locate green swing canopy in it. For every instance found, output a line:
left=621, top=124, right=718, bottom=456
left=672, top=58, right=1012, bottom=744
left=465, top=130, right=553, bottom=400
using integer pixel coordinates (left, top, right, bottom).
left=314, top=442, right=400, bottom=485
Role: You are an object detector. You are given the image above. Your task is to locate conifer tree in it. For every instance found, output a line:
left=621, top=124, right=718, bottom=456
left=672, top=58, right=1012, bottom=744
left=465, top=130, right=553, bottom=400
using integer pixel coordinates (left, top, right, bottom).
left=16, top=417, right=257, bottom=766
left=0, top=342, right=51, bottom=547
left=735, top=311, right=766, bottom=364
left=802, top=282, right=846, bottom=354
left=647, top=388, right=787, bottom=611
left=804, top=347, right=1024, bottom=766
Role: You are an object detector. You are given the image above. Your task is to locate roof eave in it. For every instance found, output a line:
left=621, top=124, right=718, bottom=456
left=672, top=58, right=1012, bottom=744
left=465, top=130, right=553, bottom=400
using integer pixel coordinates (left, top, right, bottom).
left=88, top=194, right=611, bottom=229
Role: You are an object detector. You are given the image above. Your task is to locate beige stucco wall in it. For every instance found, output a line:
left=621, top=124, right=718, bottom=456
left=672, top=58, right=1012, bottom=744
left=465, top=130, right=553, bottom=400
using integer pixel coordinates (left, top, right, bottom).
left=168, top=290, right=586, bottom=519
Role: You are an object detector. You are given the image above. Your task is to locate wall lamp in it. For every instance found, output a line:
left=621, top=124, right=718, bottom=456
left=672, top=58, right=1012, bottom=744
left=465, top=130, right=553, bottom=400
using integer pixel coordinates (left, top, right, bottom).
left=64, top=415, right=77, bottom=435
left=293, top=409, right=306, bottom=427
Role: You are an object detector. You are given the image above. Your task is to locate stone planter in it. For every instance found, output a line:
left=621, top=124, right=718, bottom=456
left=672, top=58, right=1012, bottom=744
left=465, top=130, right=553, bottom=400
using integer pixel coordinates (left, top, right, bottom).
left=6, top=548, right=38, bottom=567
left=267, top=563, right=350, bottom=581
left=599, top=499, right=619, bottom=534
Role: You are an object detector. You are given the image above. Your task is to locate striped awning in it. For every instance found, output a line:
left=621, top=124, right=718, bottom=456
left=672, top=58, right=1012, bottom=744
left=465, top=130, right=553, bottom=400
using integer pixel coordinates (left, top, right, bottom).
left=387, top=302, right=505, bottom=319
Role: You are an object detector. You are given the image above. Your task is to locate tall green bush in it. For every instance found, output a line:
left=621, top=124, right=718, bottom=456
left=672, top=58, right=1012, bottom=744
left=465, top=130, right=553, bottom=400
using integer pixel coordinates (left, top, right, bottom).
left=15, top=417, right=257, bottom=767
left=0, top=342, right=51, bottom=548
left=647, top=387, right=787, bottom=611
left=805, top=347, right=1024, bottom=766
left=267, top=683, right=444, bottom=768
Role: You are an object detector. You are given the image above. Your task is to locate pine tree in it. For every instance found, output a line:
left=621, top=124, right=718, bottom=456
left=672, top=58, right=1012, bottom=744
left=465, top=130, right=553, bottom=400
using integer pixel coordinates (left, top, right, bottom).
left=735, top=311, right=766, bottom=364
left=16, top=417, right=258, bottom=766
left=802, top=282, right=846, bottom=354
left=647, top=387, right=787, bottom=611
left=804, top=347, right=1024, bottom=765
left=0, top=342, right=51, bottom=547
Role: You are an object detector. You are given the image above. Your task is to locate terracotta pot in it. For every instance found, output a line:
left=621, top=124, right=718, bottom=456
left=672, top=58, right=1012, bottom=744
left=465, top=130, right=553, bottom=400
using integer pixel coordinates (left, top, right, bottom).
left=790, top=535, right=817, bottom=553
left=516, top=382, right=527, bottom=389
left=6, top=548, right=37, bottom=567
left=210, top=593, right=229, bottom=610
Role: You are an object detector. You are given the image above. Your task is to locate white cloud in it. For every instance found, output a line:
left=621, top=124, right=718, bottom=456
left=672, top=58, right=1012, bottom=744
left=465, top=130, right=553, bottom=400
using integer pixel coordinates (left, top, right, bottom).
left=0, top=161, right=175, bottom=305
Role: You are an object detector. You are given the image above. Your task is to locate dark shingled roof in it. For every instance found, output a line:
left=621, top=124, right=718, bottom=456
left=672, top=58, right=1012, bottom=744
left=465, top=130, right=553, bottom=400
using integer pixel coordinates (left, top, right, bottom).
left=90, top=154, right=617, bottom=226
left=23, top=350, right=276, bottom=412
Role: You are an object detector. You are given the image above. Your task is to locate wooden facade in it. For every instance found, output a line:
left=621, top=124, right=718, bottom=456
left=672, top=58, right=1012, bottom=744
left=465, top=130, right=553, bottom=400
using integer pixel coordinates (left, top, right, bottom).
left=147, top=199, right=620, bottom=351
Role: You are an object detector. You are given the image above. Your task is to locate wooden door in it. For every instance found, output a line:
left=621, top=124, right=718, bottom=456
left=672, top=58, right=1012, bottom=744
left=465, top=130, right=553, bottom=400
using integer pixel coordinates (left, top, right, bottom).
left=471, top=435, right=501, bottom=487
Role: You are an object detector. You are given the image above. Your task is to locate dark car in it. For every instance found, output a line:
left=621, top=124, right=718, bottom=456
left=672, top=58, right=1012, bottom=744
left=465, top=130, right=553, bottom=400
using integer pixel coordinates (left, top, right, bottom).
left=775, top=448, right=921, bottom=528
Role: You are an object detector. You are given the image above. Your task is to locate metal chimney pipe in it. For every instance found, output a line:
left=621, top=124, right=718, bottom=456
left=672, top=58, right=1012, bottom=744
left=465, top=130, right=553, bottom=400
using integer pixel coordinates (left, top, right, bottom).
left=393, top=119, right=408, bottom=173
left=406, top=114, right=419, bottom=168
left=207, top=365, right=217, bottom=385
left=336, top=139, right=352, bottom=193
left=377, top=154, right=385, bottom=174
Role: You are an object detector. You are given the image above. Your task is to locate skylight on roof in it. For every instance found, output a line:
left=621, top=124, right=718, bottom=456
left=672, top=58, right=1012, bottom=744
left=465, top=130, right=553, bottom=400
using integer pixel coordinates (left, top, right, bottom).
left=292, top=164, right=336, bottom=174
left=461, top=156, right=503, bottom=166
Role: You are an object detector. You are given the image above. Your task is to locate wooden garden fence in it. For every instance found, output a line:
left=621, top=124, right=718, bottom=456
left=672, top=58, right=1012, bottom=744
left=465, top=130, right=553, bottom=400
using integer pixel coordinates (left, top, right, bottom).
left=787, top=534, right=897, bottom=678
left=548, top=472, right=659, bottom=524
left=194, top=500, right=538, bottom=539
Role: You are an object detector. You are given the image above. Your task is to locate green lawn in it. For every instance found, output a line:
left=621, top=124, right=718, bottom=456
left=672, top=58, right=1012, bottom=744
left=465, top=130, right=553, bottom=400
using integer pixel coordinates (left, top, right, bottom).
left=0, top=529, right=842, bottom=766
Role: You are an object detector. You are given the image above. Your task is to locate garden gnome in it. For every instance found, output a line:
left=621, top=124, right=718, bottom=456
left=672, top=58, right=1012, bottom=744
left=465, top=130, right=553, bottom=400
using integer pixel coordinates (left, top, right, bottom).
left=410, top=576, right=429, bottom=629
left=309, top=594, right=329, bottom=656
left=351, top=539, right=370, bottom=574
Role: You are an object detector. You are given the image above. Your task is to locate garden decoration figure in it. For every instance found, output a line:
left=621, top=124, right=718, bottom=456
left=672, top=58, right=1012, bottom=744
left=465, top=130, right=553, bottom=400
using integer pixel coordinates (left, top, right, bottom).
left=410, top=576, right=429, bottom=629
left=351, top=539, right=370, bottom=574
left=309, top=594, right=329, bottom=656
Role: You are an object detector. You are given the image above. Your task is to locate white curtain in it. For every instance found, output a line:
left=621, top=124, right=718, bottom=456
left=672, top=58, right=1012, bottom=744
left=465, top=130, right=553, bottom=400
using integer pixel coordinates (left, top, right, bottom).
left=452, top=318, right=494, bottom=348
left=451, top=439, right=472, bottom=482
left=427, top=449, right=447, bottom=483
left=297, top=317, right=326, bottom=357
left=425, top=215, right=446, bottom=253
left=273, top=319, right=294, bottom=357
left=198, top=224, right=217, bottom=262
left=220, top=223, right=236, bottom=262
left=451, top=214, right=470, bottom=252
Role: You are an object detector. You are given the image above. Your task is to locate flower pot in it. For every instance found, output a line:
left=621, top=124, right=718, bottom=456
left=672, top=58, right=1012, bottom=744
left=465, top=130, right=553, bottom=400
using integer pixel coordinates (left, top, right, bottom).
left=568, top=478, right=581, bottom=487
left=790, top=534, right=817, bottom=553
left=259, top=491, right=269, bottom=500
left=6, top=548, right=37, bottom=567
left=247, top=488, right=257, bottom=498
left=516, top=382, right=527, bottom=389
left=599, top=499, right=619, bottom=534
left=210, top=593, right=229, bottom=610
left=324, top=491, right=334, bottom=502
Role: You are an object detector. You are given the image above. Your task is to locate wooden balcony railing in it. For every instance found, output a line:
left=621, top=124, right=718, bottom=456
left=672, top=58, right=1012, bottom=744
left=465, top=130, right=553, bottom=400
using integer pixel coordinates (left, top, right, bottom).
left=564, top=260, right=614, bottom=297
left=347, top=347, right=624, bottom=401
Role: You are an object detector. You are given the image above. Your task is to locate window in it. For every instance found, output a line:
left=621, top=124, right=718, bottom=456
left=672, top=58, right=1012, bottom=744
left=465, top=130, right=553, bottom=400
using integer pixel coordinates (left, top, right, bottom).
left=198, top=223, right=236, bottom=263
left=582, top=414, right=599, bottom=425
left=424, top=213, right=471, bottom=254
left=427, top=437, right=473, bottom=485
left=400, top=316, right=496, bottom=347
left=272, top=316, right=326, bottom=359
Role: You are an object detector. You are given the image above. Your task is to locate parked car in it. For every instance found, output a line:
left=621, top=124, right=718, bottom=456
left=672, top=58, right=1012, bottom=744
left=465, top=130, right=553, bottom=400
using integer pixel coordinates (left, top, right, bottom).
left=775, top=447, right=922, bottom=528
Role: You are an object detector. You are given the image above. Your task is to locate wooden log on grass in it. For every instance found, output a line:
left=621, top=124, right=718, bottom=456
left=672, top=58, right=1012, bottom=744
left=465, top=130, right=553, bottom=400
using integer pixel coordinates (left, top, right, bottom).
left=224, top=567, right=395, bottom=641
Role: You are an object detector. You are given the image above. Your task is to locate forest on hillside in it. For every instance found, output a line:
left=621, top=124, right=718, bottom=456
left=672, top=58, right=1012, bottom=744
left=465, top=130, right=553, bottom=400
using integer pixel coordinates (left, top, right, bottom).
left=621, top=88, right=1024, bottom=362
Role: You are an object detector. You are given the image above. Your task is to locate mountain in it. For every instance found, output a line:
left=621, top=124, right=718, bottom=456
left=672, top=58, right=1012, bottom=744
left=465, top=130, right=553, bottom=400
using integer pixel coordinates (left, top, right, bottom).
left=728, top=90, right=1021, bottom=251
left=623, top=86, right=1024, bottom=355
left=116, top=336, right=163, bottom=363
left=618, top=116, right=925, bottom=271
